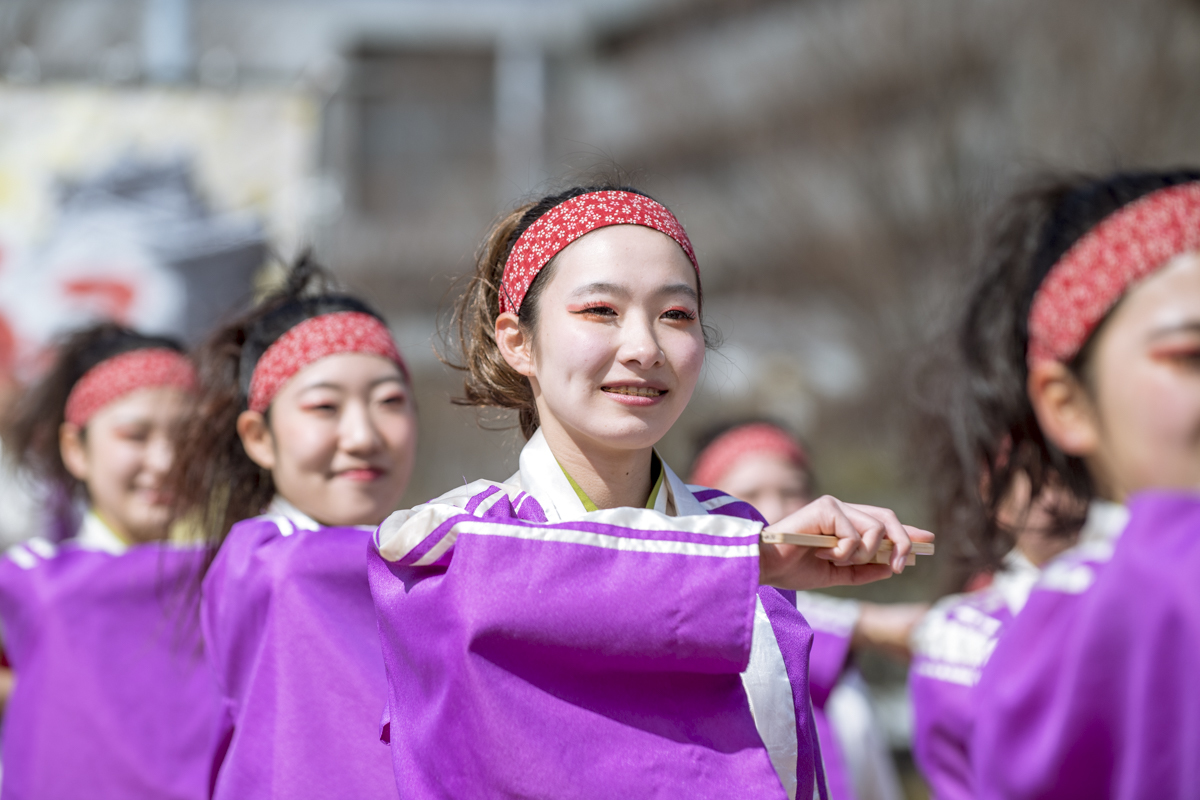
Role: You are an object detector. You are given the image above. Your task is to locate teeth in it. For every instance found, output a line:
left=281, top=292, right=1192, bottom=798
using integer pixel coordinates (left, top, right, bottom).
left=603, top=386, right=664, bottom=397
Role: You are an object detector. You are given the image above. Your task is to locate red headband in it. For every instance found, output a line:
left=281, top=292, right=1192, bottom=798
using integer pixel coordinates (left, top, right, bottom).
left=64, top=348, right=197, bottom=428
left=247, top=311, right=406, bottom=413
left=1028, top=182, right=1200, bottom=364
left=500, top=190, right=698, bottom=315
left=689, top=423, right=808, bottom=489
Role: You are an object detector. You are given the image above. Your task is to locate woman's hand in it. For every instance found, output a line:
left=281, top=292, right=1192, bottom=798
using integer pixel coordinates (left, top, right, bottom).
left=758, top=495, right=934, bottom=590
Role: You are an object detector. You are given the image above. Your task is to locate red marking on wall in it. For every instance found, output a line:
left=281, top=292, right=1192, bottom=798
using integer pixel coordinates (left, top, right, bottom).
left=62, top=279, right=136, bottom=323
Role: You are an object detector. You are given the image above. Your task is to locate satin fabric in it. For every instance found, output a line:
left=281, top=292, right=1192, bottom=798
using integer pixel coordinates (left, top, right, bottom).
left=201, top=498, right=397, bottom=799
left=0, top=514, right=219, bottom=800
left=974, top=494, right=1195, bottom=799
left=370, top=429, right=824, bottom=800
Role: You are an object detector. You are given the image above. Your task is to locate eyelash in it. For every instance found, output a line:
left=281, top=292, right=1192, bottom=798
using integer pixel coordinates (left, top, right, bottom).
left=569, top=304, right=697, bottom=321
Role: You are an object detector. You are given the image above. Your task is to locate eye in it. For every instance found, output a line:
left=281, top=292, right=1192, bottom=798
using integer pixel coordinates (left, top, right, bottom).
left=115, top=426, right=152, bottom=443
left=569, top=303, right=618, bottom=317
left=302, top=400, right=340, bottom=414
left=662, top=306, right=697, bottom=322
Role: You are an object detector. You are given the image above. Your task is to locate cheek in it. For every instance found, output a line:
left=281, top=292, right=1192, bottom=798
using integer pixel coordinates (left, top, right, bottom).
left=271, top=413, right=338, bottom=474
left=1101, top=360, right=1200, bottom=455
left=90, top=438, right=144, bottom=487
left=665, top=330, right=706, bottom=381
left=539, top=320, right=616, bottom=380
left=378, top=410, right=418, bottom=459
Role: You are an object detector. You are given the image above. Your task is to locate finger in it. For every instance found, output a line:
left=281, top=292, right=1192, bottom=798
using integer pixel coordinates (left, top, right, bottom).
left=822, top=562, right=894, bottom=587
left=846, top=504, right=913, bottom=572
left=822, top=499, right=866, bottom=564
left=839, top=505, right=889, bottom=566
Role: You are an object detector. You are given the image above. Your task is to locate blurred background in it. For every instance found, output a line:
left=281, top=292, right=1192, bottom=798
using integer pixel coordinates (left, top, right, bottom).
left=3, top=0, right=1200, bottom=795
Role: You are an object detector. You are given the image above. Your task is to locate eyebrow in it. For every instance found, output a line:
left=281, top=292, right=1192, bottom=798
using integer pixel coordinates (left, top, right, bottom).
left=569, top=281, right=698, bottom=301
left=296, top=376, right=407, bottom=392
left=1146, top=321, right=1200, bottom=341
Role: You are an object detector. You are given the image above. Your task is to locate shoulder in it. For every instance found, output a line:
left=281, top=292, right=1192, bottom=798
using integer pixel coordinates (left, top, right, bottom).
left=687, top=486, right=767, bottom=525
left=2, top=537, right=61, bottom=572
left=910, top=587, right=1010, bottom=686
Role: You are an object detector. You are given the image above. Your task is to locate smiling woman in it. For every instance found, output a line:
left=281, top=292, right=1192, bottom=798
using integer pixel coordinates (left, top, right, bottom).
left=369, top=184, right=932, bottom=800
left=169, top=257, right=416, bottom=799
left=0, top=323, right=218, bottom=799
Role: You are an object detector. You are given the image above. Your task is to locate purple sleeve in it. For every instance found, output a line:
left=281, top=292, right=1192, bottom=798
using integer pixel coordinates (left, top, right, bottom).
left=974, top=493, right=1200, bottom=800
left=369, top=484, right=791, bottom=799
left=374, top=484, right=763, bottom=669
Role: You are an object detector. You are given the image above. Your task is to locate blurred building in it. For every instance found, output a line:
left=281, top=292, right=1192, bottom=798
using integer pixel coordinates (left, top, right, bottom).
left=9, top=1, right=1200, bottom=792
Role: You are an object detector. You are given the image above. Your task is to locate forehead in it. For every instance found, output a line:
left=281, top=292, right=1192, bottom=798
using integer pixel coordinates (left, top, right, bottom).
left=89, top=385, right=189, bottom=426
left=1109, top=251, right=1200, bottom=335
left=287, top=351, right=406, bottom=389
left=551, top=225, right=697, bottom=290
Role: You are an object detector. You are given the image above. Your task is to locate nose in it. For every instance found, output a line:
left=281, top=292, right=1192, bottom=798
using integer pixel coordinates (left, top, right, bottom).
left=339, top=398, right=383, bottom=455
left=617, top=311, right=665, bottom=370
left=143, top=431, right=174, bottom=481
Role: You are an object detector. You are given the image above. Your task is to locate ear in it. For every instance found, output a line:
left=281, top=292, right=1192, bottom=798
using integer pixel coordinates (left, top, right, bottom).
left=237, top=410, right=277, bottom=471
left=59, top=422, right=90, bottom=482
left=495, top=312, right=535, bottom=378
left=1027, top=361, right=1100, bottom=457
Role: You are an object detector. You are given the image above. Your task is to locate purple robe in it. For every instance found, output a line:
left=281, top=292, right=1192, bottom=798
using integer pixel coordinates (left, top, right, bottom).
left=973, top=494, right=1199, bottom=799
left=907, top=550, right=1041, bottom=800
left=799, top=593, right=903, bottom=800
left=370, top=429, right=825, bottom=800
left=0, top=513, right=219, bottom=800
left=202, top=498, right=397, bottom=798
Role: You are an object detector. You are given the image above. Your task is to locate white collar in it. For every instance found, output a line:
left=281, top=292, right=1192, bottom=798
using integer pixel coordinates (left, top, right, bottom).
left=511, top=428, right=706, bottom=522
left=991, top=548, right=1041, bottom=615
left=266, top=496, right=324, bottom=533
left=1077, top=500, right=1130, bottom=547
left=75, top=511, right=129, bottom=555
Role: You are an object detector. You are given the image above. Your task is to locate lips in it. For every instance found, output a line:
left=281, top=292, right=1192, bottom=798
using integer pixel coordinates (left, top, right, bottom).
left=338, top=468, right=386, bottom=482
left=601, top=386, right=666, bottom=397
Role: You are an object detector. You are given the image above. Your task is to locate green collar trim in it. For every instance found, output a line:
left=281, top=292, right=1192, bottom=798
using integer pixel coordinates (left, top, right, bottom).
left=561, top=453, right=664, bottom=512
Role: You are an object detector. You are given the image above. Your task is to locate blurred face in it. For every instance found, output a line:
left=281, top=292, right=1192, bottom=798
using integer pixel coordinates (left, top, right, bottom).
left=504, top=225, right=706, bottom=457
left=238, top=352, right=417, bottom=528
left=61, top=386, right=188, bottom=544
left=1086, top=252, right=1200, bottom=498
left=715, top=453, right=813, bottom=526
left=1038, top=252, right=1200, bottom=500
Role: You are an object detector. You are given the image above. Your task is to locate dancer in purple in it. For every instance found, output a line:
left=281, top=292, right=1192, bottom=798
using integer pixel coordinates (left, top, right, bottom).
left=369, top=184, right=933, bottom=799
left=924, top=169, right=1200, bottom=799
left=170, top=260, right=416, bottom=799
left=690, top=420, right=921, bottom=800
left=907, top=481, right=1087, bottom=800
left=0, top=323, right=217, bottom=800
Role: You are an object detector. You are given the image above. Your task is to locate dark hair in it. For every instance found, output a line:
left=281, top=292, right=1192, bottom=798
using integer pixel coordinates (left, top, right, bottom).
left=2, top=322, right=185, bottom=498
left=926, top=168, right=1200, bottom=572
left=446, top=183, right=713, bottom=439
left=168, top=255, right=391, bottom=570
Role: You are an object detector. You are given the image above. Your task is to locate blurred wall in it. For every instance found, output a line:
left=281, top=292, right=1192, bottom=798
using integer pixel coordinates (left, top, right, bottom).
left=7, top=0, right=1200, bottom=588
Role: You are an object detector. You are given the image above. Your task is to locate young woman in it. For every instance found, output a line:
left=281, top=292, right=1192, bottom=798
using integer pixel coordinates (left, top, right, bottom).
left=368, top=186, right=932, bottom=800
left=907, top=477, right=1086, bottom=800
left=0, top=323, right=217, bottom=799
left=929, top=169, right=1200, bottom=798
left=690, top=421, right=919, bottom=800
left=171, top=261, right=417, bottom=799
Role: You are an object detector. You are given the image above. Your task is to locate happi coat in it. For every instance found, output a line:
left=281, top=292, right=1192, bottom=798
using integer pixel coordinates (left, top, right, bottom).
left=972, top=495, right=1200, bottom=799
left=202, top=498, right=397, bottom=799
left=0, top=512, right=219, bottom=800
left=906, top=546, right=1044, bottom=800
left=798, top=593, right=903, bottom=800
left=370, top=429, right=825, bottom=800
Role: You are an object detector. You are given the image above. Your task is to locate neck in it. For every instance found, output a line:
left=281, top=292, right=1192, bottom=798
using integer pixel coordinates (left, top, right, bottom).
left=539, top=420, right=655, bottom=510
